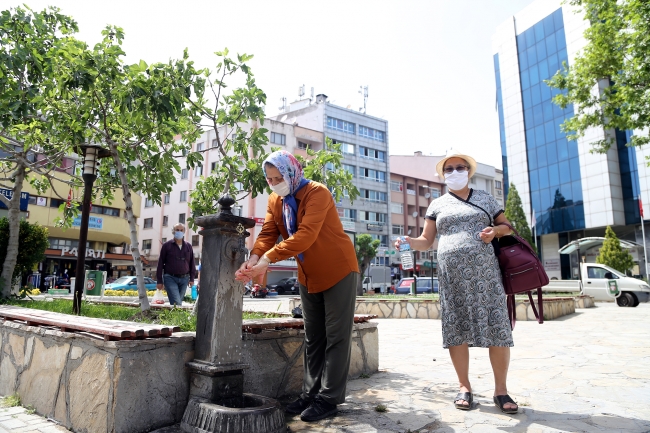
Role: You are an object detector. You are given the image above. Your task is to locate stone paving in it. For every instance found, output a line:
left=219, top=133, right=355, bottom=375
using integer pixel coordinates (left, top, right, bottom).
left=3, top=302, right=650, bottom=432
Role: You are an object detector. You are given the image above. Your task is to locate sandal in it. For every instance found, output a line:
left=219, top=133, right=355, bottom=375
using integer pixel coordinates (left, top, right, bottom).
left=493, top=394, right=518, bottom=414
left=454, top=392, right=473, bottom=410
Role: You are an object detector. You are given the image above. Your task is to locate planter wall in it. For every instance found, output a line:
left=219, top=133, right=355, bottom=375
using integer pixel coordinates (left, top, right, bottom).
left=574, top=295, right=595, bottom=308
left=288, top=297, right=581, bottom=321
left=0, top=320, right=378, bottom=433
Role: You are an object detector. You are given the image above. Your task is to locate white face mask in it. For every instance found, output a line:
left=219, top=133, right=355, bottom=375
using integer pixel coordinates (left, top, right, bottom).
left=445, top=170, right=469, bottom=191
left=270, top=181, right=291, bottom=197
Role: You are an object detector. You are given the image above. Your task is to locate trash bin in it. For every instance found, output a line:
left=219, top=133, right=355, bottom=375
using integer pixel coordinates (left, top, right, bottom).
left=69, top=277, right=76, bottom=293
left=84, top=270, right=106, bottom=296
left=191, top=284, right=198, bottom=300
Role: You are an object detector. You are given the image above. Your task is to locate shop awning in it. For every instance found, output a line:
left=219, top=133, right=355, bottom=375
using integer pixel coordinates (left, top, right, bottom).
left=558, top=237, right=642, bottom=254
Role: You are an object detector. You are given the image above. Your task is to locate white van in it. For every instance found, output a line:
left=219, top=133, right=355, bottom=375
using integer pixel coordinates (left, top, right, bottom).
left=544, top=263, right=650, bottom=307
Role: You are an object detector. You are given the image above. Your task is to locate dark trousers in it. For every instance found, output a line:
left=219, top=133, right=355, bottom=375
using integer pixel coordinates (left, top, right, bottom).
left=299, top=271, right=359, bottom=405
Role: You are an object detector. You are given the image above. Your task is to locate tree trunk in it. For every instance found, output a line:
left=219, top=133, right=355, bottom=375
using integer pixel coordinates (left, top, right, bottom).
left=110, top=146, right=151, bottom=311
left=0, top=165, right=26, bottom=298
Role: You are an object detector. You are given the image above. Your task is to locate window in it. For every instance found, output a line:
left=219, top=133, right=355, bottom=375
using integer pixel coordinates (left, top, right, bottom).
left=390, top=180, right=403, bottom=192
left=181, top=169, right=188, bottom=179
left=164, top=194, right=170, bottom=204
left=360, top=211, right=387, bottom=223
left=326, top=116, right=355, bottom=134
left=340, top=209, right=356, bottom=221
left=234, top=206, right=243, bottom=216
left=358, top=125, right=385, bottom=142
left=162, top=215, right=168, bottom=226
left=270, top=132, right=286, bottom=145
left=192, top=235, right=200, bottom=246
left=195, top=165, right=203, bottom=177
left=433, top=250, right=437, bottom=260
left=28, top=196, right=47, bottom=206
left=359, top=146, right=386, bottom=161
left=211, top=139, right=218, bottom=148
left=143, top=218, right=153, bottom=229
left=359, top=167, right=386, bottom=182
left=49, top=238, right=89, bottom=249
left=420, top=250, right=431, bottom=260
left=178, top=213, right=186, bottom=224
left=372, top=256, right=390, bottom=266
left=342, top=164, right=356, bottom=177
left=196, top=142, right=204, bottom=151
left=297, top=141, right=310, bottom=150
left=392, top=224, right=404, bottom=236
left=144, top=198, right=154, bottom=207
left=391, top=203, right=403, bottom=214
left=161, top=237, right=167, bottom=244
left=90, top=205, right=120, bottom=217
left=331, top=139, right=355, bottom=154
left=497, top=189, right=502, bottom=196
left=180, top=191, right=187, bottom=202
left=495, top=180, right=502, bottom=189
left=431, top=188, right=440, bottom=198
left=370, top=234, right=388, bottom=247
left=142, top=239, right=152, bottom=250
left=360, top=189, right=387, bottom=202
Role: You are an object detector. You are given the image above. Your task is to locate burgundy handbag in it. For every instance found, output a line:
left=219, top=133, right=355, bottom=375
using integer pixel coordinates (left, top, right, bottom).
left=496, top=222, right=549, bottom=329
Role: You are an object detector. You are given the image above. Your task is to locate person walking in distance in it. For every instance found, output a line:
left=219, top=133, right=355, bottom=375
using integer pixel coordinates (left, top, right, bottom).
left=156, top=223, right=196, bottom=306
left=235, top=150, right=359, bottom=422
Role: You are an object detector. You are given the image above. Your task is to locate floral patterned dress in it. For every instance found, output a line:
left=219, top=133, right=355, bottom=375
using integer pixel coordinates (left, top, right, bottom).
left=425, top=189, right=513, bottom=349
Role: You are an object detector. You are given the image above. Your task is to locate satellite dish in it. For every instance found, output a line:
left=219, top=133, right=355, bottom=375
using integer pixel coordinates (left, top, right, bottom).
left=425, top=193, right=430, bottom=198
left=412, top=212, right=418, bottom=218
left=280, top=115, right=287, bottom=122
left=407, top=229, right=412, bottom=235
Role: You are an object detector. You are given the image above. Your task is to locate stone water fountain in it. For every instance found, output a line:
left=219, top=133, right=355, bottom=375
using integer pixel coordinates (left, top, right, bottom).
left=180, top=197, right=285, bottom=433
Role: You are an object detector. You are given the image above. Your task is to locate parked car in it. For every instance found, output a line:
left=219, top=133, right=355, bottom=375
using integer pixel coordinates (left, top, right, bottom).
left=105, top=276, right=158, bottom=291
left=394, top=277, right=438, bottom=294
left=267, top=277, right=299, bottom=295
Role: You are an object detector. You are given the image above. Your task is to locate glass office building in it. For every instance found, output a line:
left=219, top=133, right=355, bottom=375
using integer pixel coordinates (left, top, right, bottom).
left=492, top=0, right=649, bottom=279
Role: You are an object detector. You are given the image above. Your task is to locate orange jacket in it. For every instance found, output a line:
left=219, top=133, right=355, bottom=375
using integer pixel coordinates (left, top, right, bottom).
left=250, top=181, right=359, bottom=293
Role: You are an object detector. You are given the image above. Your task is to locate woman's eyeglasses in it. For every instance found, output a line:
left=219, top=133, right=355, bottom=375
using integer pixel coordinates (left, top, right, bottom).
left=443, top=165, right=469, bottom=174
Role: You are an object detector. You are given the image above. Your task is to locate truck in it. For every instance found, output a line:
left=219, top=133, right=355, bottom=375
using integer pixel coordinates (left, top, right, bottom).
left=542, top=262, right=650, bottom=307
left=362, top=266, right=392, bottom=293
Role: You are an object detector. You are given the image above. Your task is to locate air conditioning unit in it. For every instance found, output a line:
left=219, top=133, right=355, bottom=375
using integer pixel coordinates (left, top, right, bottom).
left=142, top=249, right=150, bottom=255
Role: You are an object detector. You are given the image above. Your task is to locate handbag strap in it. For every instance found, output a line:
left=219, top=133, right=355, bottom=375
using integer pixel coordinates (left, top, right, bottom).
left=507, top=289, right=544, bottom=330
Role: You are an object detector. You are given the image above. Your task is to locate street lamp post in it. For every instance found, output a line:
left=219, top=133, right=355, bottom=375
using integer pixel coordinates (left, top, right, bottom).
left=73, top=144, right=110, bottom=315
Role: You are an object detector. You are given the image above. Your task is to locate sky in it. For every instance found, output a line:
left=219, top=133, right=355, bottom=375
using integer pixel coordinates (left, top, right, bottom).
left=13, top=0, right=536, bottom=169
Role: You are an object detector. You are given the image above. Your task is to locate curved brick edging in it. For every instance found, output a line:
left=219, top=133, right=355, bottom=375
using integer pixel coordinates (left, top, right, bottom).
left=0, top=319, right=377, bottom=433
left=289, top=296, right=588, bottom=321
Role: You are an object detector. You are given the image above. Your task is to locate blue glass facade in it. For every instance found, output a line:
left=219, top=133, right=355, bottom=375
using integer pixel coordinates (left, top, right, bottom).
left=617, top=128, right=641, bottom=225
left=516, top=8, right=585, bottom=235
left=493, top=54, right=509, bottom=200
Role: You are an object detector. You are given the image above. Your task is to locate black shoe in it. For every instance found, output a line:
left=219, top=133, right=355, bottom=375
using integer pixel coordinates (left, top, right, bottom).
left=285, top=396, right=312, bottom=415
left=300, top=395, right=338, bottom=422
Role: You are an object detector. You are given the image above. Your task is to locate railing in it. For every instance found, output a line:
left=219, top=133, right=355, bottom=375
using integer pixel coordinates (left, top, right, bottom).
left=406, top=189, right=416, bottom=195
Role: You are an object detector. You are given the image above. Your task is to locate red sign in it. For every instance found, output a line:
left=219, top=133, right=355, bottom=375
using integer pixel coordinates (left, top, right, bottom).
left=249, top=217, right=265, bottom=226
left=640, top=197, right=644, bottom=218
left=399, top=264, right=421, bottom=271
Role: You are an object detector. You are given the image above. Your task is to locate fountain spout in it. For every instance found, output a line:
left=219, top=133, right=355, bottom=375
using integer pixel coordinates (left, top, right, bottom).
left=180, top=202, right=285, bottom=433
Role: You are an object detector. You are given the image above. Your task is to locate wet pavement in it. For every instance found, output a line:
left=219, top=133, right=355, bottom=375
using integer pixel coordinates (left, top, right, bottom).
left=2, top=302, right=649, bottom=432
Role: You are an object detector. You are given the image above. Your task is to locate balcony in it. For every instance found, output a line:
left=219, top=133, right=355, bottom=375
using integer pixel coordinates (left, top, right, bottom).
left=406, top=189, right=416, bottom=195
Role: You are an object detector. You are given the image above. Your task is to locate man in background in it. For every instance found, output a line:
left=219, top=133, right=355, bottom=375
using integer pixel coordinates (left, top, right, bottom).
left=156, top=223, right=196, bottom=305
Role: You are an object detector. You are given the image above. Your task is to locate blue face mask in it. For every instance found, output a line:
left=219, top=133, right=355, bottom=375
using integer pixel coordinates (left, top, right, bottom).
left=174, top=231, right=184, bottom=240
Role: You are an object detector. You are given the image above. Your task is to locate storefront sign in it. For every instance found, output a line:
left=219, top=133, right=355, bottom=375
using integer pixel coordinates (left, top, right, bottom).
left=0, top=189, right=29, bottom=211
left=543, top=259, right=560, bottom=271
left=341, top=220, right=355, bottom=231
left=72, top=216, right=103, bottom=229
left=367, top=223, right=384, bottom=232
left=61, top=247, right=106, bottom=259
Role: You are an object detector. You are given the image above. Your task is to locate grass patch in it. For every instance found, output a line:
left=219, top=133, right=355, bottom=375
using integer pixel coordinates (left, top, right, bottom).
left=0, top=393, right=21, bottom=408
left=4, top=299, right=288, bottom=332
left=375, top=404, right=387, bottom=412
